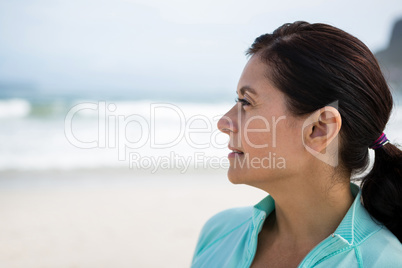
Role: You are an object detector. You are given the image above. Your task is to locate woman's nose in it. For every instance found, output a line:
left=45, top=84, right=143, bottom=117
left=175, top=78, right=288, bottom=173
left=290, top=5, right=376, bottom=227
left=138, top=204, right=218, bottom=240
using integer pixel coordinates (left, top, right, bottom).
left=217, top=105, right=238, bottom=134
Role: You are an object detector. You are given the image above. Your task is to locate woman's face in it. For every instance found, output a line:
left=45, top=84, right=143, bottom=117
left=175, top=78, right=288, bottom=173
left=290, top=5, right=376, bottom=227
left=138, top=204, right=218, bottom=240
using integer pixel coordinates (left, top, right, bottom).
left=217, top=55, right=306, bottom=188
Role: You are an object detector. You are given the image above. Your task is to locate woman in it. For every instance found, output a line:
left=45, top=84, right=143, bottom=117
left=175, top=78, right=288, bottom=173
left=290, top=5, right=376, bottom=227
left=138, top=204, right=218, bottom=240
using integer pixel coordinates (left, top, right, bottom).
left=191, top=21, right=402, bottom=267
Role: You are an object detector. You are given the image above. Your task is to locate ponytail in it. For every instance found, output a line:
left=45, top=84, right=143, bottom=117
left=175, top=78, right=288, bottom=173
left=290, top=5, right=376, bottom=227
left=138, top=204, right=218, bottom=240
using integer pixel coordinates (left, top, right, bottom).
left=361, top=142, right=402, bottom=242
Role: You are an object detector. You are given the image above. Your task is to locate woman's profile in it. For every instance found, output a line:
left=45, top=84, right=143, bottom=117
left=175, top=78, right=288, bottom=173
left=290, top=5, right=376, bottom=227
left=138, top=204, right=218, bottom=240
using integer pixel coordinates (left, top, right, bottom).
left=191, top=21, right=402, bottom=267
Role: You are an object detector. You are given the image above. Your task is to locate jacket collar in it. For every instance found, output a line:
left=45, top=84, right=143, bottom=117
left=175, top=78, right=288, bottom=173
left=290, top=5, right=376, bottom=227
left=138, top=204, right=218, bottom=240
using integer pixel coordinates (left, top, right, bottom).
left=252, top=183, right=383, bottom=267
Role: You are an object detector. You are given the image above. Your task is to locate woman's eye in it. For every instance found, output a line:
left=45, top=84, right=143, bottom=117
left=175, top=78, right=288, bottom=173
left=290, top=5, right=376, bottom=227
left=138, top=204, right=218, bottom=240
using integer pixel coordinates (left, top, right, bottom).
left=235, top=97, right=251, bottom=107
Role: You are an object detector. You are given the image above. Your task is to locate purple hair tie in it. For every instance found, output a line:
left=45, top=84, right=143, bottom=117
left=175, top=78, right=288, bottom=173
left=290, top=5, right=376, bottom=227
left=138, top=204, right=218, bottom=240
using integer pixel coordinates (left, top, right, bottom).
left=369, top=133, right=389, bottom=150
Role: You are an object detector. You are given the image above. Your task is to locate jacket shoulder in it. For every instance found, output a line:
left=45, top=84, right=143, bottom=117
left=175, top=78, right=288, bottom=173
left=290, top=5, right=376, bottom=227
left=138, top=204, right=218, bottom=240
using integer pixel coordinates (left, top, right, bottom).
left=192, top=206, right=253, bottom=258
left=359, top=227, right=402, bottom=267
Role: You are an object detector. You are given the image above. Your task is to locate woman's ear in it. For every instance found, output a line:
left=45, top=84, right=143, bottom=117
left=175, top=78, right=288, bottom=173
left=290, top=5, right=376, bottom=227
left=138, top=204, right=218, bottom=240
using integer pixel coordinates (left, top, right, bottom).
left=302, top=106, right=342, bottom=163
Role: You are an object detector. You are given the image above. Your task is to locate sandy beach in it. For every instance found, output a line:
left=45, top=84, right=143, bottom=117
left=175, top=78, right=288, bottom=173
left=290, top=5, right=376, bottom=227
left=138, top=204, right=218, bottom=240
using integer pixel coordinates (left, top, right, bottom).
left=0, top=168, right=267, bottom=268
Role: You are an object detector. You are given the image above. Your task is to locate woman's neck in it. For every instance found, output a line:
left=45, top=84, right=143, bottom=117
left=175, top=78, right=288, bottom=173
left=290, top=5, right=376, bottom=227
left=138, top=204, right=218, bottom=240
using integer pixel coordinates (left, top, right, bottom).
left=262, top=172, right=354, bottom=247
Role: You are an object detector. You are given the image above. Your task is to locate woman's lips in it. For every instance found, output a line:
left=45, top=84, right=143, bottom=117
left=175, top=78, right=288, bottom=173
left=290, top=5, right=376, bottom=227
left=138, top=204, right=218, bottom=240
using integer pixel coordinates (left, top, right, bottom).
left=228, top=149, right=244, bottom=158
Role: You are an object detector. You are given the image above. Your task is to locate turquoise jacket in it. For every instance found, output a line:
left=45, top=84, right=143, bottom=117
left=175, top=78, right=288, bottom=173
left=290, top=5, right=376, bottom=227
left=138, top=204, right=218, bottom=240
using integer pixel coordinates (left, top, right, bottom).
left=191, top=184, right=402, bottom=267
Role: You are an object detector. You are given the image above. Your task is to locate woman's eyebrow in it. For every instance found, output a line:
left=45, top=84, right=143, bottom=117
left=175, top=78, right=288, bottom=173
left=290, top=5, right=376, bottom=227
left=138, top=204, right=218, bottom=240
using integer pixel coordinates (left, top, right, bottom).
left=237, top=86, right=257, bottom=96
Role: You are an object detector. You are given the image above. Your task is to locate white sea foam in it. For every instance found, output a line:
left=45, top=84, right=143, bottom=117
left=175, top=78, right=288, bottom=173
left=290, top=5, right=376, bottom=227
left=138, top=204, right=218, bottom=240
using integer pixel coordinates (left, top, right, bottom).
left=0, top=98, right=31, bottom=118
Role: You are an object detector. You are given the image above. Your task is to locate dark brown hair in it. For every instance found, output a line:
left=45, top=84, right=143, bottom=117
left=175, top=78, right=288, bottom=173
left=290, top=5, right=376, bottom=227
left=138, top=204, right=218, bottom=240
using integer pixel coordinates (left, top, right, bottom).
left=247, top=21, right=402, bottom=241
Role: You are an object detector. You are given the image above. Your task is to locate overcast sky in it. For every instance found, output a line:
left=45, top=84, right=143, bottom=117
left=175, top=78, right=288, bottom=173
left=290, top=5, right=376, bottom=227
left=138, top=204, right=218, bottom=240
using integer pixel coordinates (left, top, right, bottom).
left=0, top=0, right=401, bottom=98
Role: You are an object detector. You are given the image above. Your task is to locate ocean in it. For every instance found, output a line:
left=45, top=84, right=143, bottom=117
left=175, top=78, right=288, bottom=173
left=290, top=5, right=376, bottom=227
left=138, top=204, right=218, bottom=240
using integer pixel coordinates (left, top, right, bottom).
left=1, top=94, right=401, bottom=172
left=0, top=96, right=233, bottom=172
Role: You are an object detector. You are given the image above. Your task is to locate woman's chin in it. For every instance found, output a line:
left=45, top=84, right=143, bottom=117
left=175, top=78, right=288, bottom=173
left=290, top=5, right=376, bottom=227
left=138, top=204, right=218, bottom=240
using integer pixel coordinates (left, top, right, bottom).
left=227, top=167, right=247, bottom=185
